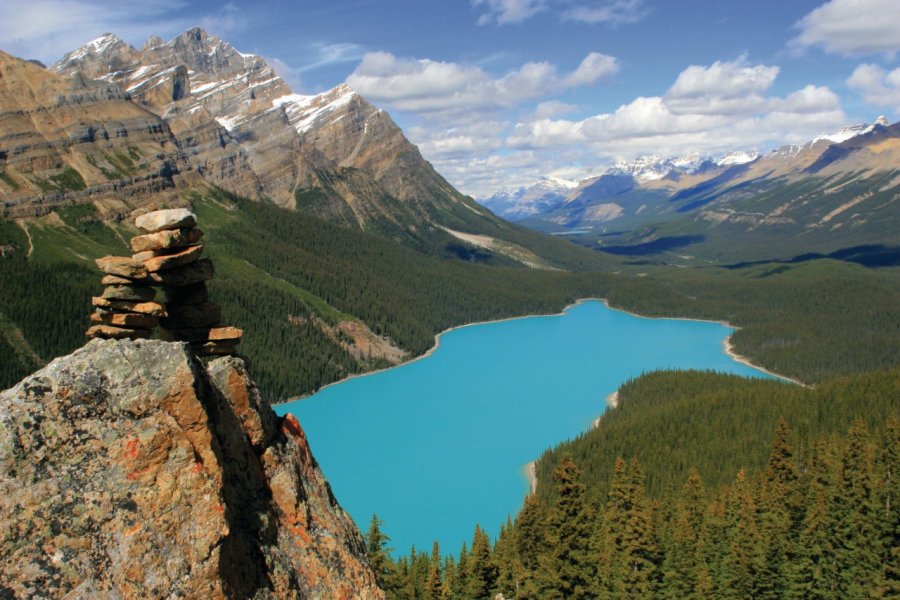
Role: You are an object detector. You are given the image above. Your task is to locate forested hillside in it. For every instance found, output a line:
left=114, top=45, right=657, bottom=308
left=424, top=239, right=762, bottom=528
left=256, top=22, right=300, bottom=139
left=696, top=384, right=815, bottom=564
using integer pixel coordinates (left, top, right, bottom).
left=382, top=370, right=899, bottom=598
left=1, top=189, right=898, bottom=399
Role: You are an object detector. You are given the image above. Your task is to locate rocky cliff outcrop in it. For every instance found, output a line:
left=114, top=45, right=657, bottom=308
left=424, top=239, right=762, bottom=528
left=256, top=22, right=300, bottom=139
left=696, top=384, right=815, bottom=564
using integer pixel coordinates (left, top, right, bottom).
left=0, top=339, right=383, bottom=599
left=0, top=50, right=198, bottom=218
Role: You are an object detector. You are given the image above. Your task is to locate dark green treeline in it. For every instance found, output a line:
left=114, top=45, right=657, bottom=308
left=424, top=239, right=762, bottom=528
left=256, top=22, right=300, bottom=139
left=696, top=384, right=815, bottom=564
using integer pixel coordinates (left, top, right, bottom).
left=377, top=412, right=898, bottom=599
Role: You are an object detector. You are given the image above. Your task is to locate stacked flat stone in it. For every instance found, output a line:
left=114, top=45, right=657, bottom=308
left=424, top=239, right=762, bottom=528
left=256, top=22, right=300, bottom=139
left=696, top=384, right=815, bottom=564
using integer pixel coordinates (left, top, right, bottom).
left=86, top=208, right=243, bottom=356
left=86, top=254, right=164, bottom=340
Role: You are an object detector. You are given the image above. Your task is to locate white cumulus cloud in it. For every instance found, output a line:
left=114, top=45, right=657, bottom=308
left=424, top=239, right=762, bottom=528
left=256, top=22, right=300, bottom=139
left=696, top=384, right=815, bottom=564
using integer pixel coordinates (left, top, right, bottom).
left=664, top=56, right=779, bottom=115
left=393, top=55, right=854, bottom=197
left=847, top=63, right=900, bottom=111
left=533, top=100, right=579, bottom=118
left=475, top=57, right=849, bottom=197
left=346, top=51, right=617, bottom=114
left=792, top=0, right=900, bottom=57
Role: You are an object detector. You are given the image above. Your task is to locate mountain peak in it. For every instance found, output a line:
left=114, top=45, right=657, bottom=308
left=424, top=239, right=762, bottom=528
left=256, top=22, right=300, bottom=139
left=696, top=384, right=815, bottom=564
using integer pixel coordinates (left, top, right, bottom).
left=717, top=149, right=759, bottom=166
left=85, top=33, right=123, bottom=52
left=176, top=26, right=214, bottom=42
left=143, top=35, right=165, bottom=51
left=537, top=174, right=578, bottom=188
left=54, top=33, right=128, bottom=66
left=812, top=118, right=891, bottom=145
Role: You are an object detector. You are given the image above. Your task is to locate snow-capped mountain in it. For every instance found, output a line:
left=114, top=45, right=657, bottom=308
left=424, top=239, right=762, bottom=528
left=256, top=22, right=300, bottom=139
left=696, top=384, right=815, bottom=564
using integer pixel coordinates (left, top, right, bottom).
left=717, top=150, right=759, bottom=166
left=476, top=116, right=898, bottom=235
left=608, top=153, right=716, bottom=181
left=481, top=176, right=577, bottom=220
left=48, top=28, right=491, bottom=235
left=813, top=116, right=890, bottom=145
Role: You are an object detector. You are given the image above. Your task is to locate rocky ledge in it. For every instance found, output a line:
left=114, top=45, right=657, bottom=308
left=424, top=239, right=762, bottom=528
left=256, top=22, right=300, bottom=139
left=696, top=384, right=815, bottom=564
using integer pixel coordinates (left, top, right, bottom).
left=0, top=339, right=382, bottom=599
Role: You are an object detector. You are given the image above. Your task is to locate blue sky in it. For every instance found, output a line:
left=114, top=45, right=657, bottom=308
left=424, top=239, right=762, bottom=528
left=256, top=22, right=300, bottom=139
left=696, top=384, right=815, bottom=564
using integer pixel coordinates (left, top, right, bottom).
left=3, top=0, right=900, bottom=195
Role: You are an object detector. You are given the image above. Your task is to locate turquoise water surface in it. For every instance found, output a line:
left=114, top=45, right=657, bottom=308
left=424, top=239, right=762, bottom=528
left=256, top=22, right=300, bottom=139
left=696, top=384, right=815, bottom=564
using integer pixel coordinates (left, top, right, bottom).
left=275, top=299, right=774, bottom=554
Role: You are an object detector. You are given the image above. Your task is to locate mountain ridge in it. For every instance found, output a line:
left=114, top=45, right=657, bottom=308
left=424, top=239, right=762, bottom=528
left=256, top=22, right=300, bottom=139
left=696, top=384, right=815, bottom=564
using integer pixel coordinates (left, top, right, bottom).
left=480, top=117, right=900, bottom=262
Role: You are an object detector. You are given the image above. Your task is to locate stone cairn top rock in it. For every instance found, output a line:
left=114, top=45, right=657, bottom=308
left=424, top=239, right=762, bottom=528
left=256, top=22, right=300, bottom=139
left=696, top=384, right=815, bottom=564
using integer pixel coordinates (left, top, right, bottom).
left=86, top=208, right=243, bottom=356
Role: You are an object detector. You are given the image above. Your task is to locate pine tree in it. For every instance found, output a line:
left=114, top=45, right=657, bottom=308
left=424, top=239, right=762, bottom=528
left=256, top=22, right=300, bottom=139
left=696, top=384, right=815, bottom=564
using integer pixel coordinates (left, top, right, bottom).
left=756, top=418, right=802, bottom=599
left=492, top=518, right=518, bottom=599
left=466, top=524, right=497, bottom=599
left=600, top=457, right=660, bottom=599
left=514, top=493, right=548, bottom=599
left=366, top=514, right=398, bottom=594
left=832, top=419, right=882, bottom=597
left=454, top=543, right=469, bottom=599
left=424, top=541, right=442, bottom=600
left=662, top=468, right=707, bottom=599
left=700, top=493, right=729, bottom=593
left=618, top=459, right=660, bottom=597
left=721, top=469, right=763, bottom=600
left=873, top=414, right=900, bottom=597
left=542, top=456, right=594, bottom=599
left=440, top=557, right=457, bottom=600
left=596, top=456, right=628, bottom=596
left=787, top=440, right=837, bottom=599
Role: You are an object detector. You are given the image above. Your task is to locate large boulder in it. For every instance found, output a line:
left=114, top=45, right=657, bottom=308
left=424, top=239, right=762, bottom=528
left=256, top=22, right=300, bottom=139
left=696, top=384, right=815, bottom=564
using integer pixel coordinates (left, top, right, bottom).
left=0, top=339, right=382, bottom=599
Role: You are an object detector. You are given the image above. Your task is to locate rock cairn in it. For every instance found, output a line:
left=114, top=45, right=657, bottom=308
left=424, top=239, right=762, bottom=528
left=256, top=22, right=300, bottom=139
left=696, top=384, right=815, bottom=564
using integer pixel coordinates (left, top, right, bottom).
left=86, top=208, right=243, bottom=356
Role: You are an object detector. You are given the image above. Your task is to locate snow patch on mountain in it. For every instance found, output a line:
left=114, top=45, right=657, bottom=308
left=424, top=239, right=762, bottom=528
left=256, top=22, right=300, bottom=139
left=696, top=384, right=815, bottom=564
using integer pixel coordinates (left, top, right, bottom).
left=609, top=153, right=714, bottom=181
left=63, top=34, right=123, bottom=62
left=717, top=150, right=759, bottom=166
left=813, top=116, right=890, bottom=145
left=274, top=85, right=358, bottom=134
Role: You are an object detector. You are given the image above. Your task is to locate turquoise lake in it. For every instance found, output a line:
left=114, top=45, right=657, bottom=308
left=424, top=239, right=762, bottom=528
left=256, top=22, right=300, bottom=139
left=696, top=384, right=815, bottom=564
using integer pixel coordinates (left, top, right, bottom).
left=275, top=299, right=774, bottom=554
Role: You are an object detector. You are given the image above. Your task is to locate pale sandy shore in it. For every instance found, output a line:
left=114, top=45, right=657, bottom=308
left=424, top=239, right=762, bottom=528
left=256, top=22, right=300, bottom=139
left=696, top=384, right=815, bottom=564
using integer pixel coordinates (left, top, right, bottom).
left=526, top=388, right=621, bottom=494
left=723, top=337, right=806, bottom=386
left=524, top=461, right=537, bottom=495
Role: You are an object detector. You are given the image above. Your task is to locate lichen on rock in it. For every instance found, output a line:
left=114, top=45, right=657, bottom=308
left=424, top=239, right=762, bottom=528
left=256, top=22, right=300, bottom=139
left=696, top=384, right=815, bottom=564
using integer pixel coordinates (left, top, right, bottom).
left=0, top=339, right=382, bottom=599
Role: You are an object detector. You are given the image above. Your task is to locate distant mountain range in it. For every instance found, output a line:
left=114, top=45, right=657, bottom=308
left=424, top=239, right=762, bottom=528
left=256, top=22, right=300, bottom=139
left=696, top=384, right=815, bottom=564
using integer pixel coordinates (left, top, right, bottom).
left=479, top=118, right=889, bottom=225
left=478, top=117, right=899, bottom=262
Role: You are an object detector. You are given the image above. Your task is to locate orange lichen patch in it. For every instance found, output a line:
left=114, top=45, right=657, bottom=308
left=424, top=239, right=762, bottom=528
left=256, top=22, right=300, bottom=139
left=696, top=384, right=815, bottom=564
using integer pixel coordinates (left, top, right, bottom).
left=124, top=523, right=143, bottom=536
left=190, top=461, right=203, bottom=475
left=126, top=466, right=151, bottom=481
left=124, top=438, right=140, bottom=460
left=337, top=585, right=357, bottom=600
left=159, top=368, right=222, bottom=480
left=281, top=413, right=303, bottom=438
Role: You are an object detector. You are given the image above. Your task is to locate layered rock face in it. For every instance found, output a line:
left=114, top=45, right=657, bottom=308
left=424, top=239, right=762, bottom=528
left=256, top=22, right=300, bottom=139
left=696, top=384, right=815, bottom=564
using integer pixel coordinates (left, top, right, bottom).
left=0, top=339, right=382, bottom=598
left=0, top=50, right=196, bottom=218
left=50, top=28, right=490, bottom=229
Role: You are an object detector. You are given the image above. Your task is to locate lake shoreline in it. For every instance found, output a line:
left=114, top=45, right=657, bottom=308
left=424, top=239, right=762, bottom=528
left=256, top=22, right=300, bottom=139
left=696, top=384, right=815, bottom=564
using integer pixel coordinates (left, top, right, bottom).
left=275, top=297, right=801, bottom=406
left=524, top=389, right=621, bottom=495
